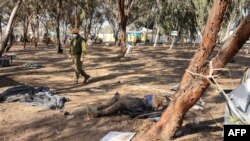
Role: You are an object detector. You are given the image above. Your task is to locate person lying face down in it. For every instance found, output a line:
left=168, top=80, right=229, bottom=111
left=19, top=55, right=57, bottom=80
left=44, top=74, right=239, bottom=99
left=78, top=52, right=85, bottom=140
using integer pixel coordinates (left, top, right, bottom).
left=85, top=92, right=170, bottom=118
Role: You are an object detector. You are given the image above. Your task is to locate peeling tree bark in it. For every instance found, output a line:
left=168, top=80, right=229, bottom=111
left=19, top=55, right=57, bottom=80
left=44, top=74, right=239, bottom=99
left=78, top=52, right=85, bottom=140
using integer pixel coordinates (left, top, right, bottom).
left=153, top=25, right=160, bottom=47
left=118, top=0, right=127, bottom=58
left=140, top=0, right=230, bottom=140
left=0, top=0, right=24, bottom=57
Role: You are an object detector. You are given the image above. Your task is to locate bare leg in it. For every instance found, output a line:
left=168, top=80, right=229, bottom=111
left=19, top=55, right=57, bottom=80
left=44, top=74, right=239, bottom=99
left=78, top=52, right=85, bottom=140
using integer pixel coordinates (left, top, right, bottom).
left=97, top=96, right=146, bottom=116
left=97, top=92, right=120, bottom=110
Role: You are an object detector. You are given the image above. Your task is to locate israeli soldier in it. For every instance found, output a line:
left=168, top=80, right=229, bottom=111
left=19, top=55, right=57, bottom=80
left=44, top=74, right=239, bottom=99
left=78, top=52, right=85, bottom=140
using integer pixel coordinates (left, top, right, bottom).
left=69, top=27, right=91, bottom=84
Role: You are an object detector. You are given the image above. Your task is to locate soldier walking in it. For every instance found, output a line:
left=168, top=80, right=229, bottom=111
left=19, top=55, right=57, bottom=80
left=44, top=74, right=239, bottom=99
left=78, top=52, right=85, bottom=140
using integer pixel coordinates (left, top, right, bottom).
left=69, top=27, right=91, bottom=84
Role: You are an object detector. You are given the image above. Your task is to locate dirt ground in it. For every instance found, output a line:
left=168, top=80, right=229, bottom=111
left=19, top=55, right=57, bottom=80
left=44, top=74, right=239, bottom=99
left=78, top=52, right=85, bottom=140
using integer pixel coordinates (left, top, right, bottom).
left=0, top=43, right=249, bottom=141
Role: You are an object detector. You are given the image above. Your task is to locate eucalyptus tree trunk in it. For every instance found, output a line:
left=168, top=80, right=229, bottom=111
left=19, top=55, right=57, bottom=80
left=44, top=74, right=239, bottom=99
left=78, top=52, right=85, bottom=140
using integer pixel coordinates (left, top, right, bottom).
left=0, top=12, right=2, bottom=43
left=23, top=16, right=30, bottom=49
left=169, top=36, right=175, bottom=50
left=35, top=0, right=39, bottom=48
left=153, top=25, right=160, bottom=47
left=139, top=1, right=230, bottom=140
left=63, top=21, right=68, bottom=44
left=0, top=0, right=24, bottom=57
left=6, top=28, right=14, bottom=52
left=23, top=4, right=31, bottom=49
left=118, top=0, right=127, bottom=58
left=56, top=0, right=63, bottom=53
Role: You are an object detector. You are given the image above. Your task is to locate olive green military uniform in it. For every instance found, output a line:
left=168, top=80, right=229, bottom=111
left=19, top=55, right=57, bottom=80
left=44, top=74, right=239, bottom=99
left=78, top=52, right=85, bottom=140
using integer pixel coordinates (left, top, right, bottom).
left=69, top=34, right=89, bottom=83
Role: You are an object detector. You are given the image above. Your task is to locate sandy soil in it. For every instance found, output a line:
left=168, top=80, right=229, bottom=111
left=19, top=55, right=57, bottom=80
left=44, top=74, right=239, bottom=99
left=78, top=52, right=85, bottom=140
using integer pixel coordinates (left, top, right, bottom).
left=0, top=43, right=249, bottom=141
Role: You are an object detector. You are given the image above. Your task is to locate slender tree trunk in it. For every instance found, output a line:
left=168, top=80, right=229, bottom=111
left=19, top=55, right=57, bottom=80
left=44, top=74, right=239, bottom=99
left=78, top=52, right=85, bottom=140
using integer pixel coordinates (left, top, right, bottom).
left=0, top=12, right=2, bottom=43
left=31, top=21, right=36, bottom=44
left=35, top=0, right=39, bottom=48
left=85, top=14, right=94, bottom=43
left=113, top=29, right=118, bottom=45
left=23, top=4, right=31, bottom=49
left=63, top=22, right=68, bottom=44
left=151, top=30, right=154, bottom=43
left=0, top=0, right=24, bottom=57
left=222, top=13, right=236, bottom=43
left=23, top=18, right=29, bottom=49
left=74, top=0, right=79, bottom=28
left=197, top=29, right=202, bottom=42
left=140, top=1, right=229, bottom=140
left=96, top=22, right=103, bottom=37
left=119, top=0, right=127, bottom=58
left=45, top=23, right=49, bottom=33
left=144, top=26, right=148, bottom=44
left=84, top=25, right=88, bottom=42
left=169, top=36, right=175, bottom=50
left=6, top=27, right=14, bottom=52
left=56, top=0, right=63, bottom=53
left=153, top=25, right=160, bottom=47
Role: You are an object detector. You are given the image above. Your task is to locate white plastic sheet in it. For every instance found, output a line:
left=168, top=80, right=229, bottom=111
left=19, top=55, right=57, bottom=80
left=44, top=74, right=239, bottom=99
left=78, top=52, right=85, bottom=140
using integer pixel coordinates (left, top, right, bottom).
left=100, top=131, right=136, bottom=141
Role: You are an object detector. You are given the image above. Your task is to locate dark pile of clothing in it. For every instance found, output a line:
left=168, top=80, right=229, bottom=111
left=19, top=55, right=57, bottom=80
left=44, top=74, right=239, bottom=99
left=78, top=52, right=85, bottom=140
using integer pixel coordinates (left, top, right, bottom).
left=0, top=85, right=68, bottom=109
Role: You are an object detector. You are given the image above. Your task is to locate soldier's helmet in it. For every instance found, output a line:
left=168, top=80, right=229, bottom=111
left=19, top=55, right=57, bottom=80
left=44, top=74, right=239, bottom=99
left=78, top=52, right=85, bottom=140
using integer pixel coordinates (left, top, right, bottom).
left=72, top=27, right=79, bottom=34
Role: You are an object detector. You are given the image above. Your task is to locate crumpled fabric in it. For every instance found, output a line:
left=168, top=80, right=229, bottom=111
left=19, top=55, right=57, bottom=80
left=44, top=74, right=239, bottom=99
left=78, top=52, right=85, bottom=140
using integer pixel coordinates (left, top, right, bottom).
left=0, top=85, right=68, bottom=109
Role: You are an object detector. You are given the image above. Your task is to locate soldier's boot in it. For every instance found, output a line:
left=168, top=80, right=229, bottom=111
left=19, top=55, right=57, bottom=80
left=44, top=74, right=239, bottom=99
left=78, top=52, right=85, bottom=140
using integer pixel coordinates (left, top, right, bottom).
left=82, top=71, right=91, bottom=83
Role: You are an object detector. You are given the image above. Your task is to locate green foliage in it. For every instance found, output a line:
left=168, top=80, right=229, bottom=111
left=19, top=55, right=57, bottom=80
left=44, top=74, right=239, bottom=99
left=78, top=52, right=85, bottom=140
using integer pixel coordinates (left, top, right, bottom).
left=1, top=0, right=249, bottom=41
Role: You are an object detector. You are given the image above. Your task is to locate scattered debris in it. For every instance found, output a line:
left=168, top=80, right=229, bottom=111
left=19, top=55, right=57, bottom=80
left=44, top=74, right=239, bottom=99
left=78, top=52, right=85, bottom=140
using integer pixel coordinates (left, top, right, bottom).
left=193, top=117, right=200, bottom=125
left=126, top=43, right=133, bottom=54
left=100, top=131, right=136, bottom=141
left=170, top=83, right=205, bottom=111
left=223, top=68, right=250, bottom=124
left=191, top=98, right=205, bottom=111
left=242, top=48, right=249, bottom=54
left=118, top=80, right=125, bottom=83
left=3, top=53, right=16, bottom=64
left=0, top=58, right=10, bottom=67
left=105, top=43, right=111, bottom=46
left=0, top=85, right=68, bottom=109
left=175, top=131, right=182, bottom=136
left=148, top=116, right=160, bottom=122
left=88, top=88, right=107, bottom=93
left=55, top=130, right=60, bottom=134
left=170, top=83, right=179, bottom=91
left=22, top=62, right=42, bottom=69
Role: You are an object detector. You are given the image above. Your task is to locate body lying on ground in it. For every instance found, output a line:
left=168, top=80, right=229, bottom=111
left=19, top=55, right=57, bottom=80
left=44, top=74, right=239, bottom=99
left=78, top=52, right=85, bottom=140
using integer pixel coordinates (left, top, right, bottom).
left=85, top=92, right=170, bottom=118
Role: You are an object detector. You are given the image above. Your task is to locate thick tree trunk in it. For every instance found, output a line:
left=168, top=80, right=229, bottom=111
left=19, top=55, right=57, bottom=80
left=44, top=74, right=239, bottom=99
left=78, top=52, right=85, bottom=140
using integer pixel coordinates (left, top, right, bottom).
left=140, top=1, right=229, bottom=140
left=56, top=0, right=63, bottom=53
left=118, top=0, right=127, bottom=58
left=0, top=0, right=24, bottom=57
